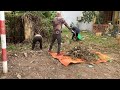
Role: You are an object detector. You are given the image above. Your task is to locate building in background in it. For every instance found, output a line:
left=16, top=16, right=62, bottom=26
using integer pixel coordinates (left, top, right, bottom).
left=62, top=11, right=120, bottom=31
left=62, top=11, right=94, bottom=31
left=102, top=11, right=120, bottom=24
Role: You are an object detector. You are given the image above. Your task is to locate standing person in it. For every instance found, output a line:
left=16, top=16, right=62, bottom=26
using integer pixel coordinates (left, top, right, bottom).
left=112, top=22, right=119, bottom=37
left=70, top=25, right=80, bottom=41
left=108, top=22, right=113, bottom=34
left=48, top=11, right=74, bottom=56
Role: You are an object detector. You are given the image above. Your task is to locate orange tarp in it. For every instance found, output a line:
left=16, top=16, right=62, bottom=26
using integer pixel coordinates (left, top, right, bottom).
left=49, top=52, right=110, bottom=66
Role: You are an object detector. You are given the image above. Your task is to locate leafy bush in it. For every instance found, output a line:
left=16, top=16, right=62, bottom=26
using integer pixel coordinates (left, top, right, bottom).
left=5, top=11, right=56, bottom=43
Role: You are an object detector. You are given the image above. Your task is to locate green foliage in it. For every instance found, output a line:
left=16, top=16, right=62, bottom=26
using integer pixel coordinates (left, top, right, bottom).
left=30, top=11, right=57, bottom=39
left=78, top=11, right=104, bottom=24
left=5, top=12, right=17, bottom=38
left=42, top=11, right=56, bottom=19
left=77, top=11, right=96, bottom=23
left=95, top=11, right=104, bottom=24
left=81, top=31, right=120, bottom=49
left=62, top=27, right=69, bottom=33
left=7, top=44, right=17, bottom=51
left=5, top=11, right=57, bottom=41
left=5, top=12, right=24, bottom=42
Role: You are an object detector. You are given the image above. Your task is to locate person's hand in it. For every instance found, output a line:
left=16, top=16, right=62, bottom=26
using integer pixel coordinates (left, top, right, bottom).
left=71, top=30, right=75, bottom=34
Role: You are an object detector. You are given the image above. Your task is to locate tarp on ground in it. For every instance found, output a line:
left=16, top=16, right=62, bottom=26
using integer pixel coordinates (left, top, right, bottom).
left=49, top=52, right=110, bottom=66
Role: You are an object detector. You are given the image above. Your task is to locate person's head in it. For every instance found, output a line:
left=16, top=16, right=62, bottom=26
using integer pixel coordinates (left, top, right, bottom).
left=70, top=25, right=73, bottom=28
left=70, top=23, right=74, bottom=27
left=56, top=11, right=62, bottom=17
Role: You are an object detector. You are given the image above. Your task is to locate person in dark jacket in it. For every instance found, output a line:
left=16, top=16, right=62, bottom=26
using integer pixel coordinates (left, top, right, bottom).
left=112, top=22, right=119, bottom=37
left=70, top=25, right=80, bottom=41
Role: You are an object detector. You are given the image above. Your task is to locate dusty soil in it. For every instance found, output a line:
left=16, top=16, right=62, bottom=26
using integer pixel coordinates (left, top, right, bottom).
left=0, top=31, right=120, bottom=79
left=0, top=42, right=120, bottom=79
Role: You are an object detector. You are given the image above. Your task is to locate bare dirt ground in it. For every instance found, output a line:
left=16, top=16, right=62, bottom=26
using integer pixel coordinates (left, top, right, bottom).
left=0, top=32, right=120, bottom=79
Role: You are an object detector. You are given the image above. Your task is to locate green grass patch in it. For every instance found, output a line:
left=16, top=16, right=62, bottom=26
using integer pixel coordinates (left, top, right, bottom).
left=81, top=31, right=120, bottom=48
left=61, top=30, right=120, bottom=51
left=7, top=44, right=17, bottom=51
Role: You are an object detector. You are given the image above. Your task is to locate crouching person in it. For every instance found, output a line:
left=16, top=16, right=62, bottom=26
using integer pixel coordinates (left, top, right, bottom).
left=70, top=25, right=80, bottom=41
left=32, top=32, right=42, bottom=50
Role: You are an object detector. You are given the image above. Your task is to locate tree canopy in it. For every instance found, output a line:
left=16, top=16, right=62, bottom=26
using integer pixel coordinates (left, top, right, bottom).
left=77, top=11, right=104, bottom=24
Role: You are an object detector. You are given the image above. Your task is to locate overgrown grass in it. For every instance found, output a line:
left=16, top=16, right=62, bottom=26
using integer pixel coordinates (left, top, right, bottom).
left=81, top=31, right=120, bottom=49
left=4, top=29, right=120, bottom=53
left=7, top=44, right=17, bottom=51
left=6, top=43, right=32, bottom=51
left=61, top=29, right=120, bottom=51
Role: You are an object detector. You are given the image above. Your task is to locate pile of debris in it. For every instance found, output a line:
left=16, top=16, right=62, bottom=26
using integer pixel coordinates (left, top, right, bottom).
left=65, top=44, right=98, bottom=62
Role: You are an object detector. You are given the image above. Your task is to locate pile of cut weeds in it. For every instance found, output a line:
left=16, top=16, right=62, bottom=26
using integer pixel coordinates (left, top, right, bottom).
left=65, top=44, right=99, bottom=62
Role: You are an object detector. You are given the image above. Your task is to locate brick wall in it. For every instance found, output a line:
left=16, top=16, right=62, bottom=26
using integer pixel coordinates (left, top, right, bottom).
left=93, top=24, right=109, bottom=34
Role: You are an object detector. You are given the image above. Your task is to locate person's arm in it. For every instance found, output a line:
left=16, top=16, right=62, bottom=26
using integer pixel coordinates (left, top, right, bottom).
left=64, top=22, right=71, bottom=30
left=62, top=18, right=74, bottom=33
left=65, top=23, right=76, bottom=34
left=61, top=18, right=70, bottom=30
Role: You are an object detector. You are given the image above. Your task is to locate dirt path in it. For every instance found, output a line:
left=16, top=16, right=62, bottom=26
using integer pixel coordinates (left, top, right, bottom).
left=0, top=31, right=120, bottom=79
left=0, top=46, right=120, bottom=79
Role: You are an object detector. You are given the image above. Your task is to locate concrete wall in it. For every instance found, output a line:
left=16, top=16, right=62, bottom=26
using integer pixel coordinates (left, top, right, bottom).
left=62, top=11, right=83, bottom=26
left=62, top=11, right=94, bottom=31
left=77, top=22, right=94, bottom=31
